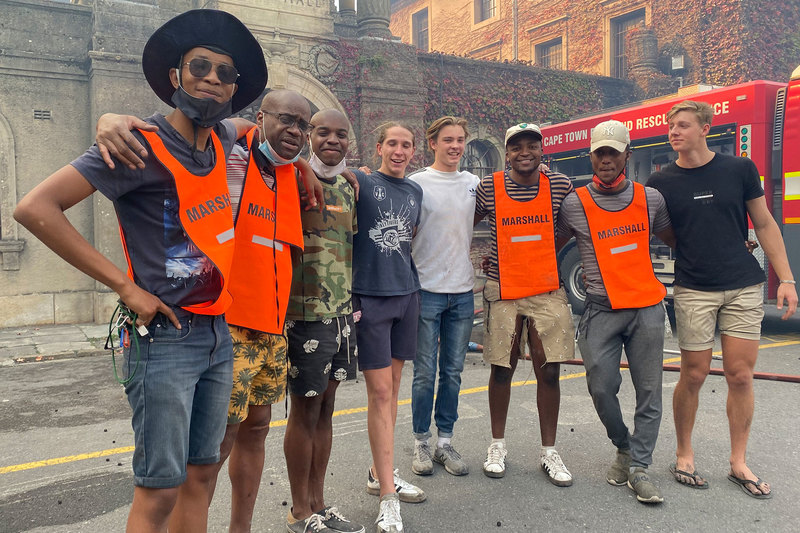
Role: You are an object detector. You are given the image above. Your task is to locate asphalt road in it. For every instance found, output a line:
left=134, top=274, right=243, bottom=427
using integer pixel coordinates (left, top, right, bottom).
left=1, top=314, right=798, bottom=533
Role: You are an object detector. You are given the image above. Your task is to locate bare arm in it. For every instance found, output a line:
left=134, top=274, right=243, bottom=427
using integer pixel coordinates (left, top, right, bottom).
left=746, top=196, right=797, bottom=319
left=14, top=166, right=179, bottom=328
left=294, top=157, right=323, bottom=210
left=473, top=210, right=485, bottom=227
left=96, top=114, right=159, bottom=170
left=655, top=227, right=677, bottom=249
left=555, top=235, right=571, bottom=253
left=230, top=117, right=256, bottom=140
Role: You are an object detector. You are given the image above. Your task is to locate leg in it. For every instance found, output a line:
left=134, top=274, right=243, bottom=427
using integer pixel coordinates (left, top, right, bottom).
left=721, top=334, right=769, bottom=495
left=285, top=394, right=325, bottom=520
left=168, top=463, right=221, bottom=533
left=529, top=325, right=561, bottom=447
left=126, top=487, right=179, bottom=533
left=433, top=291, right=473, bottom=439
left=364, top=366, right=398, bottom=497
left=207, top=422, right=241, bottom=504
left=488, top=316, right=522, bottom=439
left=576, top=306, right=629, bottom=451
left=672, top=348, right=712, bottom=478
left=309, top=381, right=340, bottom=511
left=228, top=404, right=272, bottom=533
left=412, top=290, right=443, bottom=442
left=622, top=305, right=665, bottom=468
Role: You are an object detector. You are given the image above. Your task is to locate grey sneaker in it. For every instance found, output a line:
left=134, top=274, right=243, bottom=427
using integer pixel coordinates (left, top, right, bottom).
left=411, top=441, right=433, bottom=476
left=628, top=467, right=665, bottom=504
left=540, top=449, right=573, bottom=487
left=607, top=448, right=631, bottom=486
left=318, top=506, right=365, bottom=533
left=482, top=442, right=507, bottom=478
left=367, top=468, right=427, bottom=503
left=433, top=444, right=469, bottom=476
left=375, top=493, right=403, bottom=533
left=287, top=512, right=330, bottom=533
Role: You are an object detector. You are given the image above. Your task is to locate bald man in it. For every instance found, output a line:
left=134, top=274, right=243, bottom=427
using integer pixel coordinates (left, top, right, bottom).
left=283, top=109, right=364, bottom=533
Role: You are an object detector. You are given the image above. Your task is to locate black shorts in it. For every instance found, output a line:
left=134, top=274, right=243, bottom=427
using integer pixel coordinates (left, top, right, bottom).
left=286, top=314, right=358, bottom=397
left=352, top=292, right=419, bottom=371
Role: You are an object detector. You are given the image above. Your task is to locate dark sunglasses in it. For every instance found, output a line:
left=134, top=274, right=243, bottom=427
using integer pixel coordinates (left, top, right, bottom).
left=262, top=111, right=313, bottom=133
left=183, top=57, right=239, bottom=85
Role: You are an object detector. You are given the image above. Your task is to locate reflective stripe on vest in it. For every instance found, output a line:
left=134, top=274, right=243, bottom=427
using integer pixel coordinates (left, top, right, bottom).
left=138, top=129, right=234, bottom=315
left=576, top=182, right=666, bottom=310
left=225, top=129, right=304, bottom=333
left=494, top=171, right=559, bottom=299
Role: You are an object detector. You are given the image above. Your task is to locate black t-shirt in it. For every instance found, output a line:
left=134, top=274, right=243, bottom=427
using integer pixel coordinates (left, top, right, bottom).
left=646, top=153, right=765, bottom=291
left=71, top=114, right=237, bottom=307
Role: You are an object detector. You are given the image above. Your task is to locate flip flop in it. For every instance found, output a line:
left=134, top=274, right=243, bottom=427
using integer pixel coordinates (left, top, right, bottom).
left=669, top=463, right=709, bottom=489
left=727, top=474, right=772, bottom=499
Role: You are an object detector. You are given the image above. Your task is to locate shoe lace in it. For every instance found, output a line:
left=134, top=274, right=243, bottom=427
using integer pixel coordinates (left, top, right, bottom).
left=379, top=498, right=402, bottom=527
left=416, top=443, right=432, bottom=461
left=392, top=469, right=417, bottom=490
left=487, top=444, right=505, bottom=464
left=323, top=506, right=348, bottom=522
left=543, top=451, right=570, bottom=475
left=304, top=514, right=327, bottom=532
left=441, top=444, right=462, bottom=461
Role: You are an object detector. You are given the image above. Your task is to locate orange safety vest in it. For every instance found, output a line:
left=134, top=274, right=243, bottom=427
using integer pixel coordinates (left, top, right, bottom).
left=576, top=182, right=666, bottom=310
left=494, top=171, right=560, bottom=299
left=134, top=129, right=235, bottom=315
left=225, top=128, right=304, bottom=333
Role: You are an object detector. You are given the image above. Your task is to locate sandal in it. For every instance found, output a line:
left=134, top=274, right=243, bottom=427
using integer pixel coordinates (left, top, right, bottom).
left=669, top=463, right=709, bottom=489
left=727, top=474, right=772, bottom=499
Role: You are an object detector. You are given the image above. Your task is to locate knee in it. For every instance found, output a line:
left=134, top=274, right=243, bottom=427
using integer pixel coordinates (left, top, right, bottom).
left=724, top=368, right=753, bottom=389
left=680, top=367, right=709, bottom=390
left=491, top=365, right=514, bottom=385
left=368, top=381, right=394, bottom=404
left=240, top=409, right=272, bottom=443
left=319, top=392, right=336, bottom=419
left=536, top=363, right=560, bottom=386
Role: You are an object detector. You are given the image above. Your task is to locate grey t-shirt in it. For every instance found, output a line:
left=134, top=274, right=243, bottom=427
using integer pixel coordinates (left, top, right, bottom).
left=557, top=181, right=671, bottom=299
left=71, top=113, right=237, bottom=308
left=351, top=170, right=423, bottom=296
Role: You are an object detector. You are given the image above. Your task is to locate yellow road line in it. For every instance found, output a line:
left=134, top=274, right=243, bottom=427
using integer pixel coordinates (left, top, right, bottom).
left=3, top=339, right=797, bottom=476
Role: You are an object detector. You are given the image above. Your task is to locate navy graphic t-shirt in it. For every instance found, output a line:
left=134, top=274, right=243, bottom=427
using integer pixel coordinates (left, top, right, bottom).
left=71, top=113, right=237, bottom=308
left=351, top=170, right=423, bottom=296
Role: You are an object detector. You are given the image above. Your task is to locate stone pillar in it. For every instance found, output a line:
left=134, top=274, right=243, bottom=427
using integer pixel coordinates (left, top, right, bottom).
left=339, top=0, right=356, bottom=14
left=628, top=27, right=659, bottom=77
left=357, top=0, right=391, bottom=39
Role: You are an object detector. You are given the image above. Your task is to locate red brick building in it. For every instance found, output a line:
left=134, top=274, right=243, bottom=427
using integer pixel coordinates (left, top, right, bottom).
left=390, top=0, right=800, bottom=90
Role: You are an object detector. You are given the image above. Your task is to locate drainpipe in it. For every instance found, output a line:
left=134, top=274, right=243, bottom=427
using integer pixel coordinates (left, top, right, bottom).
left=512, top=0, right=518, bottom=60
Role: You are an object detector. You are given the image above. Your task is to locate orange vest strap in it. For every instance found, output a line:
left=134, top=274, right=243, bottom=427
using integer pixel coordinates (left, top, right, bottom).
left=576, top=182, right=666, bottom=309
left=494, top=171, right=560, bottom=299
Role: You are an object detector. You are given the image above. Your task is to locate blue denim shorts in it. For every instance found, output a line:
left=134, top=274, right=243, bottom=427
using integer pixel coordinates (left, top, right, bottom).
left=123, top=309, right=233, bottom=488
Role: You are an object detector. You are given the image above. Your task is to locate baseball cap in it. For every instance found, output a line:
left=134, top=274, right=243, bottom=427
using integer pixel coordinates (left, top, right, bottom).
left=590, top=120, right=630, bottom=153
left=504, top=122, right=542, bottom=147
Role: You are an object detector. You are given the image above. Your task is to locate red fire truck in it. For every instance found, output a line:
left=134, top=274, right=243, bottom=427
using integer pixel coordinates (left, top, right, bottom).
left=541, top=66, right=800, bottom=313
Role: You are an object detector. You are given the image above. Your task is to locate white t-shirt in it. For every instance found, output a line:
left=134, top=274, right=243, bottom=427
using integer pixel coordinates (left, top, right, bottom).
left=409, top=167, right=480, bottom=293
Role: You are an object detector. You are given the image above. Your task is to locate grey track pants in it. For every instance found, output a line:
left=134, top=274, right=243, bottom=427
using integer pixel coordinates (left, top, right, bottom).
left=577, top=301, right=665, bottom=467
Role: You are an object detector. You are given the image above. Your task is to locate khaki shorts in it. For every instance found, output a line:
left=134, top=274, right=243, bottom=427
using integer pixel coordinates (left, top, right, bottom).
left=482, top=280, right=574, bottom=367
left=674, top=284, right=764, bottom=351
left=227, top=326, right=288, bottom=424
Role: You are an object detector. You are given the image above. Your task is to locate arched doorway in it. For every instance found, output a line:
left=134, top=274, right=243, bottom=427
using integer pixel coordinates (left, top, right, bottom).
left=460, top=138, right=501, bottom=178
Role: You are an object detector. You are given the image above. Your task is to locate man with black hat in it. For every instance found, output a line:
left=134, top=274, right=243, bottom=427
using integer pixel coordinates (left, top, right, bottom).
left=14, top=9, right=266, bottom=533
left=557, top=120, right=674, bottom=504
left=473, top=122, right=575, bottom=488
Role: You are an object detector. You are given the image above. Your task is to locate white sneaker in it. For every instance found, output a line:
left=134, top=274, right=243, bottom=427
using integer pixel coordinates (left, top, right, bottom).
left=411, top=441, right=433, bottom=476
left=367, top=468, right=427, bottom=503
left=540, top=449, right=573, bottom=487
left=483, top=442, right=507, bottom=478
left=375, top=493, right=403, bottom=533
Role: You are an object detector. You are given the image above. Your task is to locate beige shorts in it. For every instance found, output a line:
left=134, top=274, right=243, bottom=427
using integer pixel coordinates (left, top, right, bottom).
left=482, top=280, right=574, bottom=367
left=674, top=284, right=764, bottom=351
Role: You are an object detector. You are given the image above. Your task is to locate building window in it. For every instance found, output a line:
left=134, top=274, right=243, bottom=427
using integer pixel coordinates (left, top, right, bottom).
left=475, top=0, right=497, bottom=23
left=535, top=38, right=563, bottom=70
left=611, top=9, right=645, bottom=78
left=461, top=139, right=500, bottom=177
left=412, top=9, right=429, bottom=51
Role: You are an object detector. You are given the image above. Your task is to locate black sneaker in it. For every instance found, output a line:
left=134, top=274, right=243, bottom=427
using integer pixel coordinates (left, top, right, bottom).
left=318, top=506, right=365, bottom=533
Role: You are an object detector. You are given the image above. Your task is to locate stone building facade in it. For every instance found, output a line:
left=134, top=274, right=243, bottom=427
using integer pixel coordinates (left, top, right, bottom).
left=390, top=0, right=800, bottom=92
left=0, top=0, right=633, bottom=327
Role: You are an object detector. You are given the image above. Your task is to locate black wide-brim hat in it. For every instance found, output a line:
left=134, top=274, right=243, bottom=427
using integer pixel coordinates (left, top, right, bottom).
left=142, top=9, right=267, bottom=114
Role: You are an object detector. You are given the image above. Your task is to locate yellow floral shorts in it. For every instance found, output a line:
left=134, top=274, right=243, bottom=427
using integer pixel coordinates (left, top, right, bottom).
left=227, top=326, right=288, bottom=424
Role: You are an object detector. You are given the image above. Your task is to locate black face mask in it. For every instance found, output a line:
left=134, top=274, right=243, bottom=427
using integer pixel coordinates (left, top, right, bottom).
left=171, top=86, right=233, bottom=128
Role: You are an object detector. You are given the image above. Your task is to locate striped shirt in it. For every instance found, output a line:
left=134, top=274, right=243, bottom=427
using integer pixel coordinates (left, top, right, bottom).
left=475, top=168, right=574, bottom=281
left=227, top=141, right=275, bottom=219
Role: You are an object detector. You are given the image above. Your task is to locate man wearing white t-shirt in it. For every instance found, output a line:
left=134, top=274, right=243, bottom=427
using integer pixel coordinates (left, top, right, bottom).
left=408, top=117, right=480, bottom=477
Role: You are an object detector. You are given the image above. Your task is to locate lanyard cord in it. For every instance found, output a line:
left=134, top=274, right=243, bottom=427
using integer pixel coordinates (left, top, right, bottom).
left=104, top=301, right=142, bottom=385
